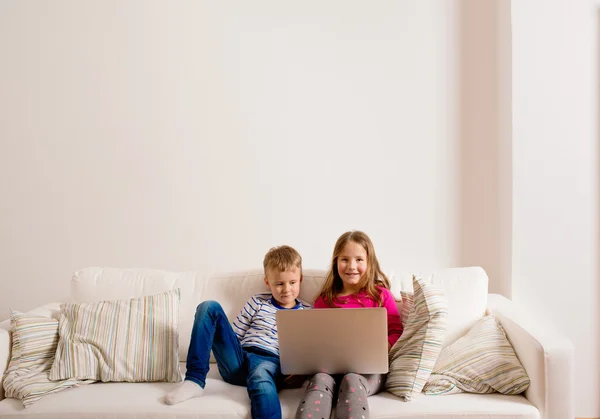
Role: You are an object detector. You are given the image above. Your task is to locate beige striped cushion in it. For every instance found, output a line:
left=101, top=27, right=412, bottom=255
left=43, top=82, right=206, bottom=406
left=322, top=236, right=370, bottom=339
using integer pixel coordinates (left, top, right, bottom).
left=423, top=315, right=530, bottom=395
left=2, top=311, right=94, bottom=408
left=400, top=291, right=414, bottom=327
left=49, top=289, right=182, bottom=383
left=386, top=276, right=448, bottom=401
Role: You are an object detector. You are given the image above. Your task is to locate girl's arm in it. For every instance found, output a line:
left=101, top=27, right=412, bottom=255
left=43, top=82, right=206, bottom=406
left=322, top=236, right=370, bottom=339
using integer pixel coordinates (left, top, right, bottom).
left=381, top=288, right=403, bottom=349
left=232, top=295, right=259, bottom=341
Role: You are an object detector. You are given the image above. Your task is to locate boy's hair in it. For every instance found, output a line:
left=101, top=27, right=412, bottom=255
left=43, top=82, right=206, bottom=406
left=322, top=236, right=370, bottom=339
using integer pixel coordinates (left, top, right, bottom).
left=319, top=230, right=390, bottom=307
left=263, top=245, right=303, bottom=276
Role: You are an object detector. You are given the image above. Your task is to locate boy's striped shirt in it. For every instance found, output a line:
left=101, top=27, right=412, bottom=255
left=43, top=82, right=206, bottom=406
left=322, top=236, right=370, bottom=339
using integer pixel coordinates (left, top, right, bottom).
left=232, top=293, right=310, bottom=356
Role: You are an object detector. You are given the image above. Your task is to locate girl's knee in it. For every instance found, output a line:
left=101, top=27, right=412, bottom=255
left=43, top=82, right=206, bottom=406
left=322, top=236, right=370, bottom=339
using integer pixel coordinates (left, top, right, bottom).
left=312, top=373, right=335, bottom=385
left=341, top=373, right=363, bottom=386
left=339, top=374, right=368, bottom=395
left=307, top=373, right=335, bottom=394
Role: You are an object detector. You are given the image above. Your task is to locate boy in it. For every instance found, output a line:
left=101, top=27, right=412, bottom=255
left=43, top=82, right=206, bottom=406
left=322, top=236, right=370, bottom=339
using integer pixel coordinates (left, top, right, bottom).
left=165, top=245, right=310, bottom=419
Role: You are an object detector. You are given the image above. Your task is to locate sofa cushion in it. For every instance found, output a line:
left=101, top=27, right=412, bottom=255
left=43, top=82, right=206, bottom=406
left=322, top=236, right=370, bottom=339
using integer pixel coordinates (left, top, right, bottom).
left=71, top=268, right=207, bottom=363
left=2, top=311, right=94, bottom=408
left=0, top=363, right=540, bottom=418
left=423, top=315, right=530, bottom=395
left=386, top=276, right=448, bottom=401
left=70, top=266, right=488, bottom=360
left=49, top=290, right=182, bottom=383
left=392, top=267, right=488, bottom=347
left=70, top=268, right=328, bottom=361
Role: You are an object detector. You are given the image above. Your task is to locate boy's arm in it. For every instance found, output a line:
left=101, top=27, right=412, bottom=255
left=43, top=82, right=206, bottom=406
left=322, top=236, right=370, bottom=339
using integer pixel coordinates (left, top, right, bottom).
left=232, top=296, right=259, bottom=341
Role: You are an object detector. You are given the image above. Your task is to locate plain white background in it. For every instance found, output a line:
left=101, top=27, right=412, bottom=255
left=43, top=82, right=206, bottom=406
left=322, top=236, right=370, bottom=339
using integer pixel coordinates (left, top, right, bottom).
left=0, top=0, right=597, bottom=416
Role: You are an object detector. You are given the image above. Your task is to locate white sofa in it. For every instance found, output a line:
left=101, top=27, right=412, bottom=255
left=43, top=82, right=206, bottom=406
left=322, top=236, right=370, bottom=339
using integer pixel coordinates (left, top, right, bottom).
left=0, top=266, right=573, bottom=419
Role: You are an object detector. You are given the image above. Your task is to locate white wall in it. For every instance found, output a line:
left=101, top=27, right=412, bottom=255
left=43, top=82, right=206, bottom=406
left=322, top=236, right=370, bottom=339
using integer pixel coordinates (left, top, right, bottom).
left=512, top=0, right=599, bottom=416
left=0, top=1, right=468, bottom=311
left=2, top=0, right=597, bottom=416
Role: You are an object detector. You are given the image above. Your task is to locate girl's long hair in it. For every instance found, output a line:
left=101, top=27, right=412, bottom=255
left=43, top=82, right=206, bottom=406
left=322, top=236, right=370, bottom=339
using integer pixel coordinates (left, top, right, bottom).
left=319, top=231, right=390, bottom=307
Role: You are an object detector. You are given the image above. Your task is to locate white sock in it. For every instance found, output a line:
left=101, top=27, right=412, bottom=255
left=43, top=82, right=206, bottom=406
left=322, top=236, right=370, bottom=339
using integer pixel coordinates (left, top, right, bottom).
left=164, top=380, right=204, bottom=405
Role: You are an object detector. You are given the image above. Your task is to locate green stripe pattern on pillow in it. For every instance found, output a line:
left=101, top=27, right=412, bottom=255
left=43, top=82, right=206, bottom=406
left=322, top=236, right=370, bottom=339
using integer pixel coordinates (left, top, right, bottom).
left=3, top=311, right=94, bottom=408
left=49, top=289, right=182, bottom=383
left=423, top=315, right=530, bottom=395
left=386, top=276, right=448, bottom=401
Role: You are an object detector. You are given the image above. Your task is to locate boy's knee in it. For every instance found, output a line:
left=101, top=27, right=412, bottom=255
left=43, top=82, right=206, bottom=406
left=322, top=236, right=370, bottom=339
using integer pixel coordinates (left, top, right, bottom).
left=196, top=300, right=221, bottom=315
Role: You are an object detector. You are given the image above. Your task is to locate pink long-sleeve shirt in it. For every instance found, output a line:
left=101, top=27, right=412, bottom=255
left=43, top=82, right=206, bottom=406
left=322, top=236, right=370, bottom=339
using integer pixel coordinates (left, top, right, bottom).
left=314, top=286, right=403, bottom=348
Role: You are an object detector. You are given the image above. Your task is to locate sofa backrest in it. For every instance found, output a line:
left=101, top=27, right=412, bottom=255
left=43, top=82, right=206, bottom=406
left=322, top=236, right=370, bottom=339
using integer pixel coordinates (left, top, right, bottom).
left=71, top=266, right=488, bottom=361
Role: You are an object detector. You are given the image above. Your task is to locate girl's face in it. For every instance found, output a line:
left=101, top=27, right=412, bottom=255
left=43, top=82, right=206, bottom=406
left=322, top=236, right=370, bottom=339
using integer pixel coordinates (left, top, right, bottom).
left=336, top=241, right=368, bottom=294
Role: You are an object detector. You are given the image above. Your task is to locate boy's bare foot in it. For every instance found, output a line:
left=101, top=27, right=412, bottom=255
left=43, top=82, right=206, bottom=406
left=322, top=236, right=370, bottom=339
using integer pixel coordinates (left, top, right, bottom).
left=164, top=380, right=204, bottom=405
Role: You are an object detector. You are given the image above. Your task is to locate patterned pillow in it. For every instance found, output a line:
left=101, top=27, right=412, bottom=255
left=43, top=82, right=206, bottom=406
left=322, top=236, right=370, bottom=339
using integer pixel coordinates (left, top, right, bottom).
left=423, top=315, right=530, bottom=395
left=386, top=275, right=448, bottom=401
left=2, top=311, right=94, bottom=408
left=399, top=291, right=414, bottom=327
left=49, top=289, right=182, bottom=383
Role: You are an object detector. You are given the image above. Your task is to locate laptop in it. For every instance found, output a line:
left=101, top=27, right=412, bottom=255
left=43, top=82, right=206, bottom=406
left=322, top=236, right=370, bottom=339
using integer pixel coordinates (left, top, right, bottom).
left=276, top=307, right=389, bottom=375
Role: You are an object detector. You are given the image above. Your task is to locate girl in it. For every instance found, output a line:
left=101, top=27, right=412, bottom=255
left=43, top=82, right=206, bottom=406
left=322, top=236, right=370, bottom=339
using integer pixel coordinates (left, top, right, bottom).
left=295, top=231, right=402, bottom=419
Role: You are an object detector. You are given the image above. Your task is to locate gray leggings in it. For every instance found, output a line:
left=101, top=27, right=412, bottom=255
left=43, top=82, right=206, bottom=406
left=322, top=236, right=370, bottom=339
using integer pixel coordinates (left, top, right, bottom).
left=295, top=372, right=385, bottom=419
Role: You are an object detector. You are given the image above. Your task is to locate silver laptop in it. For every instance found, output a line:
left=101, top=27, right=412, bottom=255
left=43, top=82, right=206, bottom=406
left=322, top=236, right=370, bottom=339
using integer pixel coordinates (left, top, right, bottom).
left=276, top=307, right=389, bottom=375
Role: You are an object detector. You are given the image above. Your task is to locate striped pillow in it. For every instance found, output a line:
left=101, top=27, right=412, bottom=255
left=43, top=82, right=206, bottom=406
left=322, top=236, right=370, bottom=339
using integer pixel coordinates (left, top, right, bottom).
left=386, top=276, right=448, bottom=401
left=400, top=291, right=414, bottom=327
left=49, top=289, right=182, bottom=383
left=2, top=311, right=94, bottom=408
left=423, top=315, right=530, bottom=395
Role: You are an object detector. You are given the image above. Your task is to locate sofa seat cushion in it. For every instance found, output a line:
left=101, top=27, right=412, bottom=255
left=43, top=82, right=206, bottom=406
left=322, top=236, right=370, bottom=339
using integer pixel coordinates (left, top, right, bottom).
left=0, top=364, right=539, bottom=419
left=365, top=392, right=539, bottom=419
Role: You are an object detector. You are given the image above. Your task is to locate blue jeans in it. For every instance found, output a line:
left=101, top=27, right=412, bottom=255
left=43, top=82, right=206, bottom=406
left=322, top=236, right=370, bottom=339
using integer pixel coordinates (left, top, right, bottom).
left=185, top=300, right=283, bottom=419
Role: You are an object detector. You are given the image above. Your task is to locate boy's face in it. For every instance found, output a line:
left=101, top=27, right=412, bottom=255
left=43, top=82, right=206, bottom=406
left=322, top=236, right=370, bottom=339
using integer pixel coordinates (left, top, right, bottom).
left=264, top=267, right=302, bottom=309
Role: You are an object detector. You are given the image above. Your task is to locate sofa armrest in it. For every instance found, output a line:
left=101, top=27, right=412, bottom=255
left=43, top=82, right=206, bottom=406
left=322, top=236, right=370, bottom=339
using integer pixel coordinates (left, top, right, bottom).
left=0, top=318, right=11, bottom=401
left=486, top=294, right=573, bottom=419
